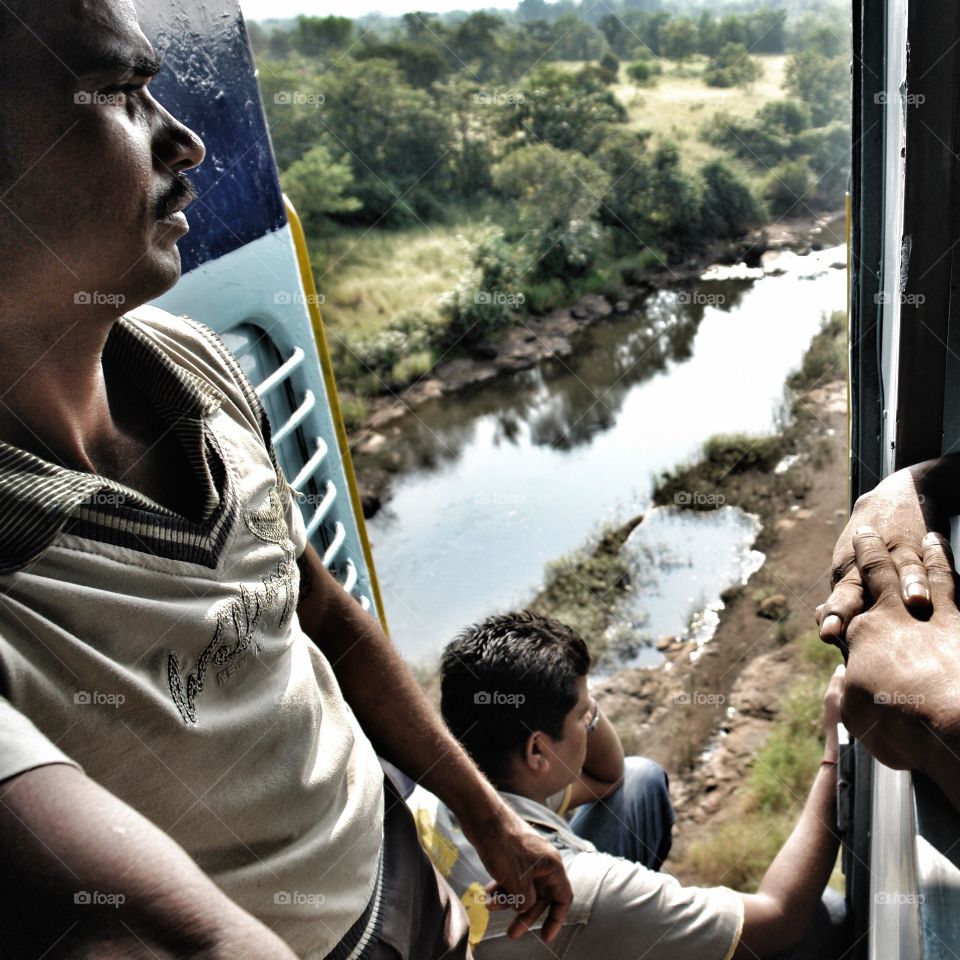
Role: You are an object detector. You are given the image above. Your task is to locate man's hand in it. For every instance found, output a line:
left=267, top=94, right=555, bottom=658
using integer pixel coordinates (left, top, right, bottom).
left=838, top=527, right=960, bottom=804
left=468, top=806, right=572, bottom=941
left=818, top=460, right=956, bottom=649
left=295, top=546, right=573, bottom=941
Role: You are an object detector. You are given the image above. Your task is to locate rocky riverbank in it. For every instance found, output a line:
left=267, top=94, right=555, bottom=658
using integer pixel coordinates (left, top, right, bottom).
left=349, top=209, right=845, bottom=519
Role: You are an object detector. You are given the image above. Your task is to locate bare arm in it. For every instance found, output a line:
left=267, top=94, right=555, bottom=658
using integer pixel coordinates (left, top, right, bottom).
left=0, top=763, right=298, bottom=960
left=295, top=545, right=573, bottom=941
left=733, top=669, right=843, bottom=959
left=568, top=700, right=625, bottom=807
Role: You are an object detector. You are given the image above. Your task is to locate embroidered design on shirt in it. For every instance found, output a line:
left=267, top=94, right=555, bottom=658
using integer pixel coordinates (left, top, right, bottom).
left=168, top=483, right=298, bottom=724
left=243, top=483, right=291, bottom=549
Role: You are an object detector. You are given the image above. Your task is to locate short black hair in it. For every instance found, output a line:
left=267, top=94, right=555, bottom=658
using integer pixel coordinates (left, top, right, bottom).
left=440, top=611, right=590, bottom=783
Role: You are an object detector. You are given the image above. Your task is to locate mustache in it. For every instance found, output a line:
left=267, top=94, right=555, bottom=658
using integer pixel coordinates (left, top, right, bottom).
left=155, top=174, right=198, bottom=220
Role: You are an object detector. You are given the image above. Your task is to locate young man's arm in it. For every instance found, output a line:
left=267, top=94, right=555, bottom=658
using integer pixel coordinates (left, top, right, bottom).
left=0, top=764, right=298, bottom=960
left=733, top=668, right=844, bottom=958
left=295, top=545, right=573, bottom=941
left=568, top=700, right=625, bottom=807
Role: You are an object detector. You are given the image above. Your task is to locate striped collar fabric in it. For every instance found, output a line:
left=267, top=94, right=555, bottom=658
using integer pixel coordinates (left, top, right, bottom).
left=0, top=317, right=225, bottom=575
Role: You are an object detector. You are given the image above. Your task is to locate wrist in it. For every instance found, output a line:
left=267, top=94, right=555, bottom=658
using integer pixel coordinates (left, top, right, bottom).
left=587, top=697, right=601, bottom=734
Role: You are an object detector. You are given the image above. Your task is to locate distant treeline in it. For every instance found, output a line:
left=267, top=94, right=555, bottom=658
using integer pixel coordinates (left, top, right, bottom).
left=250, top=6, right=845, bottom=69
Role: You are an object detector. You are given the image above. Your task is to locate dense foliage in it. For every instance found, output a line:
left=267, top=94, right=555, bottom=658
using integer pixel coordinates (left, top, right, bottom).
left=252, top=2, right=850, bottom=406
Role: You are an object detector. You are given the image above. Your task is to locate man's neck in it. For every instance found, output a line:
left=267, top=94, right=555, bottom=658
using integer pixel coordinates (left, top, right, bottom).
left=496, top=774, right=556, bottom=808
left=0, top=309, right=122, bottom=471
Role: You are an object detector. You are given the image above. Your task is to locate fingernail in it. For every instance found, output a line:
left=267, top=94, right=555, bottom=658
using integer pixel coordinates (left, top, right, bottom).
left=821, top=614, right=842, bottom=636
left=922, top=531, right=944, bottom=547
left=906, top=581, right=929, bottom=601
left=855, top=525, right=875, bottom=536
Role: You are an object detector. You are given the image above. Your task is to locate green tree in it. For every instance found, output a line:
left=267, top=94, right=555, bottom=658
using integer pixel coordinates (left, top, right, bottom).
left=659, top=17, right=698, bottom=61
left=492, top=144, right=610, bottom=277
left=493, top=144, right=610, bottom=229
left=697, top=12, right=721, bottom=56
left=717, top=15, right=747, bottom=48
left=267, top=30, right=291, bottom=59
left=789, top=14, right=847, bottom=58
left=699, top=160, right=764, bottom=239
left=499, top=65, right=626, bottom=154
left=784, top=51, right=849, bottom=126
left=704, top=42, right=764, bottom=89
left=757, top=99, right=812, bottom=136
left=355, top=42, right=449, bottom=88
left=451, top=12, right=506, bottom=79
left=764, top=158, right=815, bottom=216
left=595, top=128, right=654, bottom=249
left=645, top=141, right=704, bottom=251
left=796, top=121, right=850, bottom=206
left=548, top=15, right=609, bottom=61
left=291, top=15, right=352, bottom=57
left=746, top=9, right=787, bottom=54
left=280, top=143, right=361, bottom=226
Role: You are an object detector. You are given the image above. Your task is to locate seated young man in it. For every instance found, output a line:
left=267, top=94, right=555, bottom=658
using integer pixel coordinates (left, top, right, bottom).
left=408, top=611, right=849, bottom=959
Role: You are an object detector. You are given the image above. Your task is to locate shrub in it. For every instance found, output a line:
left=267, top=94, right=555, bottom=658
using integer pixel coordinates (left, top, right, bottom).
left=338, top=393, right=369, bottom=430
left=626, top=59, right=658, bottom=85
left=439, top=230, right=528, bottom=346
left=699, top=160, right=765, bottom=239
left=391, top=350, right=435, bottom=385
left=763, top=158, right=815, bottom=216
left=704, top=42, right=763, bottom=89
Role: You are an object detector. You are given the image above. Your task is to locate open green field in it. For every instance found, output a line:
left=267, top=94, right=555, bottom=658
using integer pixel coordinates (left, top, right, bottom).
left=618, top=54, right=787, bottom=168
left=316, top=217, right=484, bottom=341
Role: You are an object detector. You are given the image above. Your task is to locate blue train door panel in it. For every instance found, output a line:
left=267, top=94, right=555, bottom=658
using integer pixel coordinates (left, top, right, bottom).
left=134, top=0, right=385, bottom=623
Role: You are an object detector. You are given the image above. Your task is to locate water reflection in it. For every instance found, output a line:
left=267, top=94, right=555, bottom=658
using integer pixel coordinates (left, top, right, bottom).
left=366, top=245, right=846, bottom=663
left=379, top=278, right=754, bottom=470
left=601, top=506, right=766, bottom=673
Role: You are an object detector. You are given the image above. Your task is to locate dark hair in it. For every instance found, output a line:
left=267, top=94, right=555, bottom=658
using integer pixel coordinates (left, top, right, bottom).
left=440, top=611, right=590, bottom=783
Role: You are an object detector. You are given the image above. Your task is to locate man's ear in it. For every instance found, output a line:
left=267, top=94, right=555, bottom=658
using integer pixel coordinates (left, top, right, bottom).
left=523, top=731, right=549, bottom=773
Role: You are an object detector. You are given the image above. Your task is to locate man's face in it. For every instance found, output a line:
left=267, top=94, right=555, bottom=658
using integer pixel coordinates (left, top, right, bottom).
left=0, top=0, right=205, bottom=316
left=540, top=674, right=592, bottom=791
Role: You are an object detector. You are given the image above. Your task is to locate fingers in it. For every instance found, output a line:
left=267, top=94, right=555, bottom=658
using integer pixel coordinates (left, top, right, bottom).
left=852, top=526, right=903, bottom=609
left=889, top=542, right=931, bottom=608
left=818, top=568, right=863, bottom=645
left=503, top=865, right=572, bottom=942
left=506, top=899, right=547, bottom=940
left=921, top=531, right=957, bottom=610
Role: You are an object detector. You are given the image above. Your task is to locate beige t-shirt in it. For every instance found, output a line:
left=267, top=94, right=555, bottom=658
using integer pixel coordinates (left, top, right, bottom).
left=0, top=307, right=384, bottom=959
left=407, top=784, right=743, bottom=960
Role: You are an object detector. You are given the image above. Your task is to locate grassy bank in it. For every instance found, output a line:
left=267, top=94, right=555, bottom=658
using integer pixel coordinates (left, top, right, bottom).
left=679, top=630, right=843, bottom=891
left=528, top=515, right=644, bottom=663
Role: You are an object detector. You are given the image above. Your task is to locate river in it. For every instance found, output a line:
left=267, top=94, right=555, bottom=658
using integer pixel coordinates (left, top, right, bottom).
left=365, top=236, right=848, bottom=664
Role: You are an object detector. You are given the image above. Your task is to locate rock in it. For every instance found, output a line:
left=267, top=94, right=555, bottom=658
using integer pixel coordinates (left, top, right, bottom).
left=615, top=300, right=630, bottom=314
left=354, top=432, right=386, bottom=456
left=470, top=340, right=498, bottom=360
left=524, top=333, right=537, bottom=342
left=571, top=307, right=590, bottom=320
left=757, top=594, right=789, bottom=621
left=360, top=491, right=381, bottom=519
left=656, top=635, right=675, bottom=652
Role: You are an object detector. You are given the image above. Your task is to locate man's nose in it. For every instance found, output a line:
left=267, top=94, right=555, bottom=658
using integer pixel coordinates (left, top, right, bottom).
left=153, top=101, right=206, bottom=173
